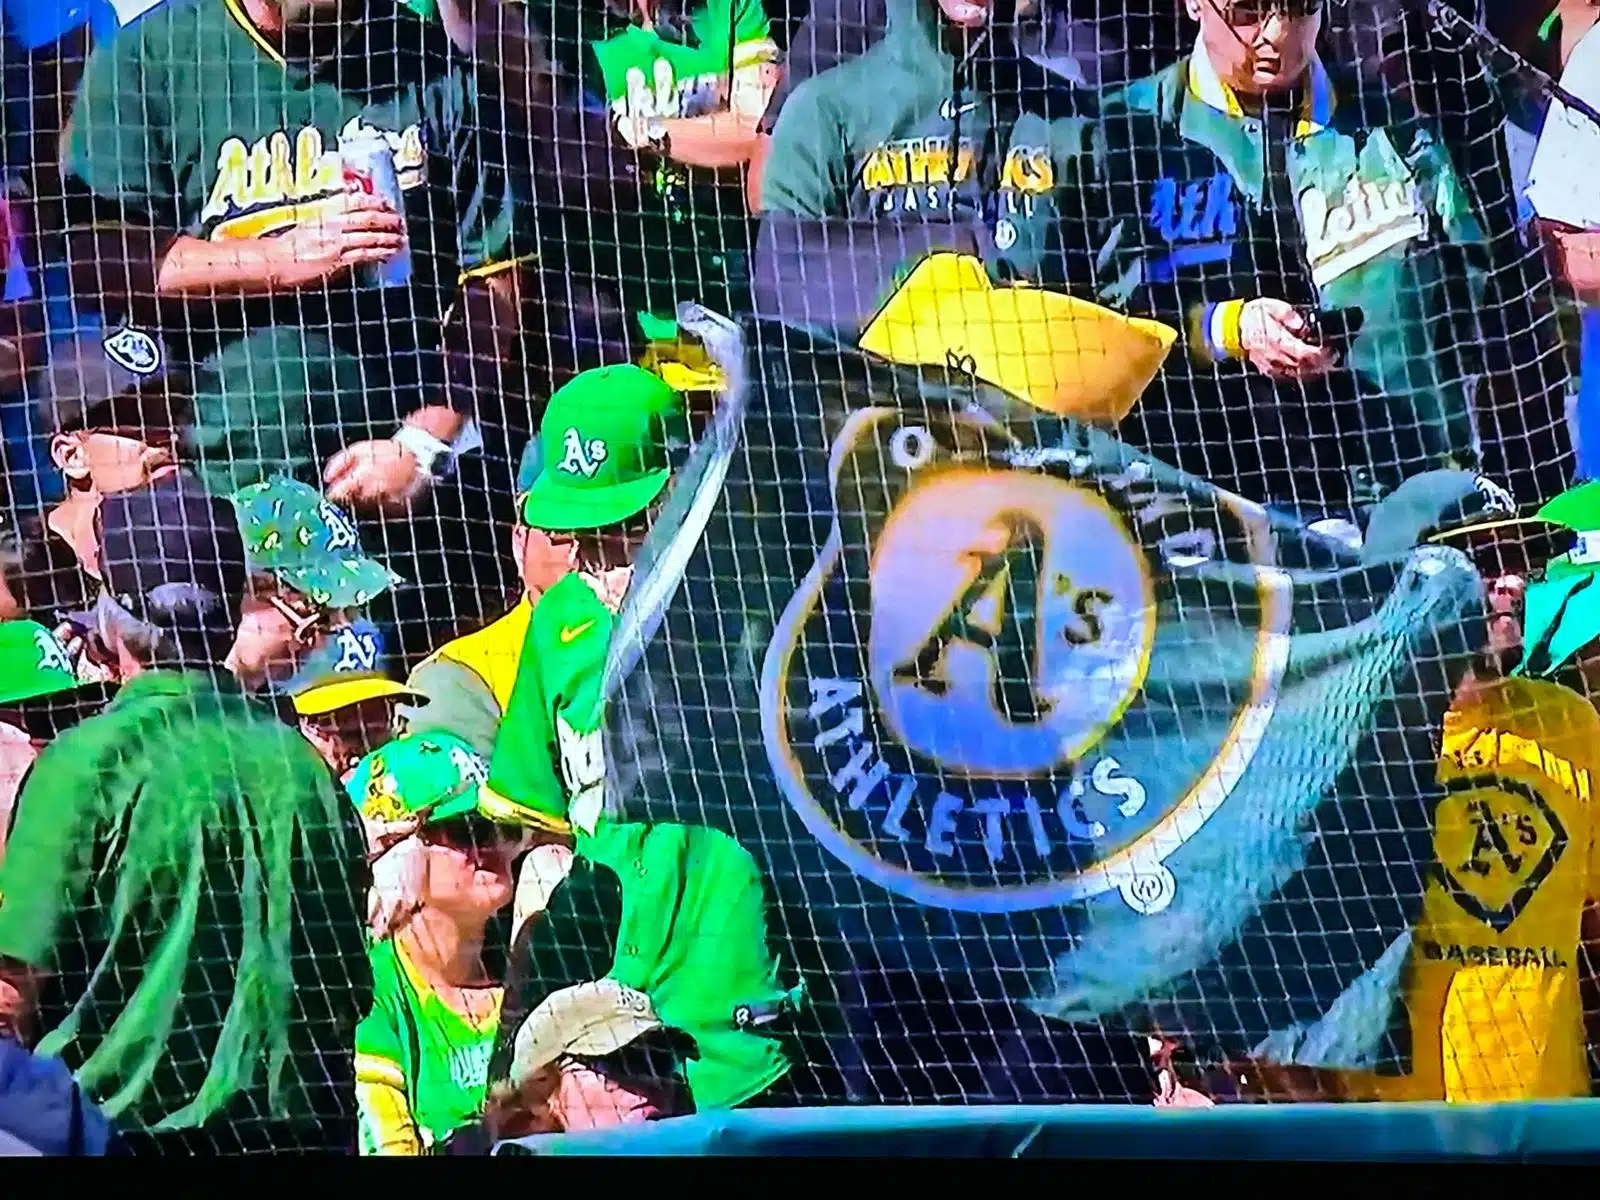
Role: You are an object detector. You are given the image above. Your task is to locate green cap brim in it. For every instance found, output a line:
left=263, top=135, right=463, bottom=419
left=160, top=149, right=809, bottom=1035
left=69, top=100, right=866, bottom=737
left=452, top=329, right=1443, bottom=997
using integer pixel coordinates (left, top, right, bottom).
left=277, top=557, right=402, bottom=608
left=0, top=670, right=81, bottom=708
left=1425, top=516, right=1578, bottom=574
left=1518, top=572, right=1600, bottom=677
left=518, top=466, right=670, bottom=532
left=424, top=791, right=483, bottom=824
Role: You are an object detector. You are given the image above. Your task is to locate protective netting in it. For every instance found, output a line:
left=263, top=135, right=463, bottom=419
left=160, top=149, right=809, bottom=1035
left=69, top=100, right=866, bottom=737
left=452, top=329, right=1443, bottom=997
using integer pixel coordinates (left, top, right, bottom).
left=1, top=0, right=1599, bottom=1157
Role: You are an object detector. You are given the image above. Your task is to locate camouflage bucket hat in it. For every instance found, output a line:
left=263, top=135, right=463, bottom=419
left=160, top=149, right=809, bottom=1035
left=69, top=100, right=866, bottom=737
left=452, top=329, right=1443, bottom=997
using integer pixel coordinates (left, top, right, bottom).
left=232, top=478, right=401, bottom=608
left=346, top=730, right=491, bottom=825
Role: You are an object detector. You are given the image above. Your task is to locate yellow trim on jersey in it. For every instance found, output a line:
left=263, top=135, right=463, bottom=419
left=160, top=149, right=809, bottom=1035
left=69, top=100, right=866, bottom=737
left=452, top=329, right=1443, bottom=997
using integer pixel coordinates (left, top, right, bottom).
left=419, top=597, right=535, bottom=713
left=731, top=38, right=780, bottom=69
left=355, top=1052, right=407, bottom=1089
left=210, top=195, right=342, bottom=242
left=478, top=782, right=573, bottom=835
left=356, top=1074, right=422, bottom=1156
left=393, top=939, right=504, bottom=1036
left=223, top=0, right=287, bottom=67
left=457, top=253, right=537, bottom=287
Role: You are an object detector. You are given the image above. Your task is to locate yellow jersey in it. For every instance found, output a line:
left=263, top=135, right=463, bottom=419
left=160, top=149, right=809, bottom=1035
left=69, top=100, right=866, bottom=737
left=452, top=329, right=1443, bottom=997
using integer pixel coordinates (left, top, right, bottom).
left=1346, top=676, right=1600, bottom=1102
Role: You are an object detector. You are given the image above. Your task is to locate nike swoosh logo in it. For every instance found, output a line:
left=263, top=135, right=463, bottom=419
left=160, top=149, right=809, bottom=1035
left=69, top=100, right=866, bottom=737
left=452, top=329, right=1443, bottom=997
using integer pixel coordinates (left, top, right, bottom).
left=559, top=620, right=596, bottom=644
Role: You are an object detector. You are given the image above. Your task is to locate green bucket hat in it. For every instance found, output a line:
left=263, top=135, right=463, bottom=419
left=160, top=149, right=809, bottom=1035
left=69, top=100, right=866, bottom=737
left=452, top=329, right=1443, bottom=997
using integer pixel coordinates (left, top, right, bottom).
left=1517, top=483, right=1600, bottom=678
left=232, top=478, right=401, bottom=608
left=345, top=730, right=491, bottom=825
left=518, top=364, right=685, bottom=532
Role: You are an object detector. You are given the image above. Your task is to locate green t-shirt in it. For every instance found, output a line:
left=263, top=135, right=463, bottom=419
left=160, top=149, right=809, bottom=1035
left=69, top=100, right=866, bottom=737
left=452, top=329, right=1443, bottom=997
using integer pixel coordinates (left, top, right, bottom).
left=63, top=0, right=526, bottom=494
left=355, top=937, right=501, bottom=1154
left=481, top=571, right=613, bottom=835
left=0, top=669, right=370, bottom=1134
left=546, top=0, right=777, bottom=322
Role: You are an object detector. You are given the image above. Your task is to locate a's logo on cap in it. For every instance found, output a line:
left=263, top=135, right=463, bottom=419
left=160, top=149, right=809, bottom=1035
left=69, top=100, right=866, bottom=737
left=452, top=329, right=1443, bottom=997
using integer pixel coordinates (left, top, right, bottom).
left=33, top=629, right=73, bottom=676
left=318, top=501, right=360, bottom=553
left=558, top=428, right=609, bottom=479
left=103, top=326, right=161, bottom=377
left=362, top=756, right=406, bottom=822
left=448, top=744, right=489, bottom=789
left=1472, top=475, right=1516, bottom=517
left=332, top=627, right=380, bottom=673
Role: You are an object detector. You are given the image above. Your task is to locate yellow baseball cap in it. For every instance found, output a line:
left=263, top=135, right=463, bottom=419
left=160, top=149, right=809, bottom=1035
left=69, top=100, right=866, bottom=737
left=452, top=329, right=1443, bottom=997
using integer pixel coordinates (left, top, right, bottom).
left=291, top=673, right=425, bottom=718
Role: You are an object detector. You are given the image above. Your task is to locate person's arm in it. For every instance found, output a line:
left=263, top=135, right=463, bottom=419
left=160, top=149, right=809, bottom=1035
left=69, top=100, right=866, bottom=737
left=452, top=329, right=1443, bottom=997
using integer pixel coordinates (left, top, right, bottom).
left=64, top=25, right=404, bottom=317
left=0, top=745, right=98, bottom=1042
left=654, top=59, right=780, bottom=169
left=356, top=1010, right=424, bottom=1156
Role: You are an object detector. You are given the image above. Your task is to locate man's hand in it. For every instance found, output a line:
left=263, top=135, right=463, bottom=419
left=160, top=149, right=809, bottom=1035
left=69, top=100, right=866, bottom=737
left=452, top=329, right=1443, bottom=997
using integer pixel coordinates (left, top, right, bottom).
left=324, top=438, right=431, bottom=515
left=1239, top=298, right=1337, bottom=381
left=265, top=192, right=406, bottom=291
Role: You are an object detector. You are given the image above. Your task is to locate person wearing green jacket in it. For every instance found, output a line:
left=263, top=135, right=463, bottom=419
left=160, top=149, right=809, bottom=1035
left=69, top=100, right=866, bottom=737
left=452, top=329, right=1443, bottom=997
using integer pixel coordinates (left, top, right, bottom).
left=470, top=363, right=800, bottom=1139
left=1079, top=0, right=1490, bottom=524
left=755, top=0, right=1092, bottom=332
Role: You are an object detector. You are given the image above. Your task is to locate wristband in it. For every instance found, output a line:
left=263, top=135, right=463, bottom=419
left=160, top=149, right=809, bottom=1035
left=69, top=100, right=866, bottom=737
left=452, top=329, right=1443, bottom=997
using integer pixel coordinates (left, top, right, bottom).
left=394, top=418, right=482, bottom=481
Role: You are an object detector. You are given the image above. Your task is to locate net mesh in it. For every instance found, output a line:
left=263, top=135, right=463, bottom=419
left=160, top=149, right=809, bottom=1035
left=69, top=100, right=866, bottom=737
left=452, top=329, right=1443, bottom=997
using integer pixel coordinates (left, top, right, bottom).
left=0, top=0, right=1597, bottom=1155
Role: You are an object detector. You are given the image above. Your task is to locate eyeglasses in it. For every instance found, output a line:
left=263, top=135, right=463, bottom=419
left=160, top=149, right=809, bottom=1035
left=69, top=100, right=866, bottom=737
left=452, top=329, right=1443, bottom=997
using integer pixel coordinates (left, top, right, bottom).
left=421, top=812, right=527, bottom=859
left=265, top=591, right=336, bottom=646
left=1215, top=0, right=1324, bottom=26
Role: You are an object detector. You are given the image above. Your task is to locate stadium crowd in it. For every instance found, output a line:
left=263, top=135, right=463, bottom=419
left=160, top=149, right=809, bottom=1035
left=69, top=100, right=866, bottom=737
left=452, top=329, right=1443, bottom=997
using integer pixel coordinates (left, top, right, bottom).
left=0, top=0, right=1598, bottom=1156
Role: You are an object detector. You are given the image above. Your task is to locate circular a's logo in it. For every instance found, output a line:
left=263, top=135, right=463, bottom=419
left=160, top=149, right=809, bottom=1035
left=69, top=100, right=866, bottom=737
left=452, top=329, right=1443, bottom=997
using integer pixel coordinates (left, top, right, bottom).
left=868, top=470, right=1155, bottom=777
left=761, top=409, right=1292, bottom=916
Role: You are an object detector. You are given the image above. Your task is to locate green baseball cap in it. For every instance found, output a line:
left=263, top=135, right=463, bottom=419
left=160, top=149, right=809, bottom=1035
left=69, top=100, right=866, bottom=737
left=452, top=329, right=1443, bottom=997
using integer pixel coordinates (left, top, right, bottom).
left=0, top=621, right=115, bottom=738
left=518, top=365, right=685, bottom=532
left=345, top=730, right=491, bottom=825
left=232, top=478, right=401, bottom=609
left=1518, top=483, right=1600, bottom=677
left=0, top=620, right=80, bottom=705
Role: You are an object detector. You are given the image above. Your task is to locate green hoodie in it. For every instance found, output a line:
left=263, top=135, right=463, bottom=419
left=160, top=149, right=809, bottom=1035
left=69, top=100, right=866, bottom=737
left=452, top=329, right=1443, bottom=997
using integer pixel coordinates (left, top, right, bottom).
left=756, top=0, right=1091, bottom=331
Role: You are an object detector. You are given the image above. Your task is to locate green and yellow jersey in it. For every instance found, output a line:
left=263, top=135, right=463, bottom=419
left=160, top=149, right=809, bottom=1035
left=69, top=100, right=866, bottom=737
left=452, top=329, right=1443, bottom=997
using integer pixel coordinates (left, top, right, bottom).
left=64, top=0, right=528, bottom=493
left=1344, top=676, right=1600, bottom=1102
left=479, top=572, right=612, bottom=835
left=355, top=937, right=503, bottom=1155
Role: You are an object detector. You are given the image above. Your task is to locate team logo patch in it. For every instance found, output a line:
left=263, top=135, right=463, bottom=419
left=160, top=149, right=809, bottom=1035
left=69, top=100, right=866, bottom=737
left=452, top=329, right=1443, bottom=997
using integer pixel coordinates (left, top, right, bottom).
left=103, top=327, right=161, bottom=376
left=760, top=407, right=1291, bottom=915
left=1432, top=775, right=1568, bottom=932
left=559, top=428, right=609, bottom=478
left=33, top=628, right=73, bottom=675
left=332, top=626, right=380, bottom=673
left=318, top=501, right=360, bottom=552
left=362, top=756, right=406, bottom=823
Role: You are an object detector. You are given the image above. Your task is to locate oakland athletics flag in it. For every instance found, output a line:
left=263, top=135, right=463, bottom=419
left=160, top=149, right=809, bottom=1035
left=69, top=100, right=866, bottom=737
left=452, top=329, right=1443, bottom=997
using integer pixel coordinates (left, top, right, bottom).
left=602, top=316, right=1487, bottom=1091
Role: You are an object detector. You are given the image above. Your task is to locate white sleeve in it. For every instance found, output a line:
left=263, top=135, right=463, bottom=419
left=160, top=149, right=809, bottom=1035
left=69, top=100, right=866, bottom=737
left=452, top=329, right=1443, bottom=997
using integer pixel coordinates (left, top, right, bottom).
left=1527, top=25, right=1600, bottom=231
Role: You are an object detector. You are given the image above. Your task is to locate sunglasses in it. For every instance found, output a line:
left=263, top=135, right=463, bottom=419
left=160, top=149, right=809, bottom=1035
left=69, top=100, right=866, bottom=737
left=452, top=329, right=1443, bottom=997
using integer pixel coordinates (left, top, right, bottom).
left=266, top=591, right=338, bottom=646
left=421, top=812, right=527, bottom=859
left=1214, top=0, right=1323, bottom=26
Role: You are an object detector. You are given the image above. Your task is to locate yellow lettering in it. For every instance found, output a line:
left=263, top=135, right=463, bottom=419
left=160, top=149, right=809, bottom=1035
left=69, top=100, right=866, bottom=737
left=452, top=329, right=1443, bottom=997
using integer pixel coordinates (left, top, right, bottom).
left=266, top=131, right=293, bottom=205
left=294, top=126, right=337, bottom=198
left=861, top=147, right=894, bottom=191
left=1579, top=768, right=1591, bottom=804
left=954, top=143, right=976, bottom=184
left=202, top=137, right=250, bottom=223
left=245, top=136, right=276, bottom=207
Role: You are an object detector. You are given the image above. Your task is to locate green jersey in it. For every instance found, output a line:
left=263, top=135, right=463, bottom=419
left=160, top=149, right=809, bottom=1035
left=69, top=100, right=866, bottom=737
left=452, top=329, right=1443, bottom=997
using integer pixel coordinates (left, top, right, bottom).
left=493, top=820, right=791, bottom=1111
left=355, top=938, right=501, bottom=1155
left=64, top=0, right=526, bottom=494
left=0, top=669, right=369, bottom=1134
left=544, top=0, right=777, bottom=325
left=480, top=571, right=613, bottom=835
